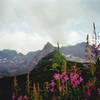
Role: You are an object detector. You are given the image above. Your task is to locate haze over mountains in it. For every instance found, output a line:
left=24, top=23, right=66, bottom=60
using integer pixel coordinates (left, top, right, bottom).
left=0, top=42, right=87, bottom=75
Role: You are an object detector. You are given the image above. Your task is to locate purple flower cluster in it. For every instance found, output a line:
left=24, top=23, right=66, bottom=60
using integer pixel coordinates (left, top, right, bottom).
left=50, top=71, right=83, bottom=95
left=70, top=73, right=83, bottom=88
left=12, top=92, right=28, bottom=100
left=50, top=72, right=69, bottom=95
left=91, top=44, right=100, bottom=56
left=53, top=72, right=69, bottom=82
left=54, top=73, right=61, bottom=80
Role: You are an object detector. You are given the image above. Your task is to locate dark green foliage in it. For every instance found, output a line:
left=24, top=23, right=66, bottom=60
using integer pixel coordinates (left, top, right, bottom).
left=30, top=50, right=57, bottom=83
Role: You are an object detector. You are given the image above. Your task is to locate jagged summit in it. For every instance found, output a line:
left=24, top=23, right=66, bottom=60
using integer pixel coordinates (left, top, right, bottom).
left=43, top=42, right=55, bottom=50
left=33, top=42, right=56, bottom=65
left=0, top=42, right=88, bottom=75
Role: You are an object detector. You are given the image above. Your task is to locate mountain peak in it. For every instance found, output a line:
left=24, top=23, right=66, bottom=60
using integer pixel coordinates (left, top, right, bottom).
left=43, top=42, right=55, bottom=50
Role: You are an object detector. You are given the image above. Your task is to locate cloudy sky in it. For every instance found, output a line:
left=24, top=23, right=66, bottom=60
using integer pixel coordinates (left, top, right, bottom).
left=0, top=0, right=100, bottom=54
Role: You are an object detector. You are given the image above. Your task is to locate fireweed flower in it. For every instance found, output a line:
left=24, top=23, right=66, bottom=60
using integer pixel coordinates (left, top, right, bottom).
left=12, top=92, right=15, bottom=100
left=70, top=73, right=74, bottom=79
left=54, top=73, right=61, bottom=80
left=88, top=82, right=94, bottom=88
left=79, top=77, right=83, bottom=82
left=24, top=95, right=28, bottom=100
left=51, top=80, right=56, bottom=87
left=72, top=84, right=76, bottom=88
left=50, top=88, right=55, bottom=92
left=72, top=80, right=80, bottom=88
left=62, top=72, right=66, bottom=76
left=60, top=72, right=66, bottom=79
left=62, top=79, right=65, bottom=83
left=75, top=80, right=80, bottom=85
left=70, top=75, right=76, bottom=83
left=17, top=96, right=23, bottom=100
left=70, top=73, right=83, bottom=88
left=97, top=88, right=100, bottom=96
left=73, top=74, right=79, bottom=79
left=91, top=44, right=100, bottom=56
left=87, top=90, right=91, bottom=97
left=85, top=81, right=94, bottom=90
left=62, top=92, right=66, bottom=96
left=60, top=73, right=69, bottom=82
left=64, top=75, right=69, bottom=81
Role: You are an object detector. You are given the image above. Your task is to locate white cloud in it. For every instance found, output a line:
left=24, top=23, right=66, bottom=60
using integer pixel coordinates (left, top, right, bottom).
left=62, top=31, right=86, bottom=46
left=0, top=31, right=53, bottom=54
left=0, top=0, right=100, bottom=53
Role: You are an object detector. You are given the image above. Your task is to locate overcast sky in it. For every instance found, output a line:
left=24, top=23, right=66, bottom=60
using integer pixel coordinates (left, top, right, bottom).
left=0, top=0, right=100, bottom=54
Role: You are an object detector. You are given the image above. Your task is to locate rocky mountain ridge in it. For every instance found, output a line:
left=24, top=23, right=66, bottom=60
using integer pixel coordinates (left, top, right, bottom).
left=0, top=42, right=87, bottom=75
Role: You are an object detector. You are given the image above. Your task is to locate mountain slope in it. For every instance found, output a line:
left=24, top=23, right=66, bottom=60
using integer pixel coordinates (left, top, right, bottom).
left=30, top=50, right=57, bottom=82
left=0, top=48, right=88, bottom=100
left=61, top=42, right=87, bottom=59
left=0, top=42, right=88, bottom=75
left=0, top=42, right=56, bottom=75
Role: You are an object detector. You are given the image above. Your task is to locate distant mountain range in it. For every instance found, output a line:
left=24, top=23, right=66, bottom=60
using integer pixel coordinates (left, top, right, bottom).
left=0, top=42, right=87, bottom=75
left=61, top=42, right=86, bottom=58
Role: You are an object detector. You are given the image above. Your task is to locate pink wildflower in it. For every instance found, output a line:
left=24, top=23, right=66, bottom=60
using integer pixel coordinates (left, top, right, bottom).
left=71, top=80, right=74, bottom=84
left=72, top=84, right=76, bottom=88
left=88, top=82, right=94, bottom=88
left=50, top=88, right=55, bottom=92
left=62, top=92, right=66, bottom=96
left=73, top=74, right=79, bottom=79
left=62, top=79, right=65, bottom=83
left=97, top=88, right=100, bottom=96
left=91, top=44, right=100, bottom=56
left=54, top=73, right=61, bottom=80
left=12, top=92, right=15, bottom=100
left=70, top=73, right=83, bottom=88
left=70, top=73, right=74, bottom=79
left=79, top=77, right=83, bottom=82
left=64, top=75, right=69, bottom=81
left=24, top=95, right=28, bottom=100
left=71, top=76, right=76, bottom=82
left=87, top=90, right=91, bottom=97
left=51, top=80, right=56, bottom=87
left=75, top=80, right=80, bottom=85
left=62, top=72, right=66, bottom=76
left=17, top=96, right=23, bottom=100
